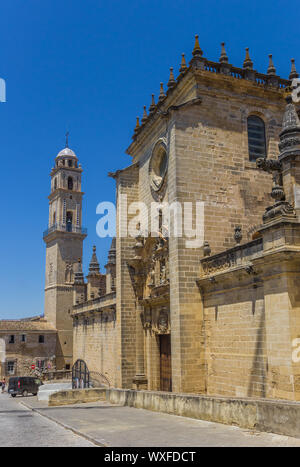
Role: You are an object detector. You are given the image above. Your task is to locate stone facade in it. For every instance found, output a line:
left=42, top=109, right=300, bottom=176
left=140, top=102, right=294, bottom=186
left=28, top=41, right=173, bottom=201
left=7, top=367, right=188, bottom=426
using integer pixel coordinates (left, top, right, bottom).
left=72, top=293, right=116, bottom=386
left=72, top=240, right=116, bottom=387
left=73, top=39, right=300, bottom=400
left=104, top=39, right=295, bottom=395
left=0, top=319, right=57, bottom=378
left=198, top=95, right=300, bottom=401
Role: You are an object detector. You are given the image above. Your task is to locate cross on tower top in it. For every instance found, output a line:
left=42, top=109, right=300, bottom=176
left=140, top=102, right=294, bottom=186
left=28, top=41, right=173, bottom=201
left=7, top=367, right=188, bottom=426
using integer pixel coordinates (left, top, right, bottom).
left=65, top=131, right=69, bottom=148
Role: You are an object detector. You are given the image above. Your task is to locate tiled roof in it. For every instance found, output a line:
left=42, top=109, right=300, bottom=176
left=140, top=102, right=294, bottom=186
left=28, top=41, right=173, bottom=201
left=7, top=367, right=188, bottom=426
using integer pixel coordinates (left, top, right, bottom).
left=0, top=319, right=57, bottom=332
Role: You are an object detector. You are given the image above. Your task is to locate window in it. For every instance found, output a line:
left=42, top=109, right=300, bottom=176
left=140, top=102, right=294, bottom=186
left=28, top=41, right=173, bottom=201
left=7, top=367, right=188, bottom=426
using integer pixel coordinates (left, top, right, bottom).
left=65, top=364, right=70, bottom=370
left=68, top=176, right=73, bottom=190
left=6, top=361, right=15, bottom=375
left=9, top=335, right=14, bottom=344
left=68, top=159, right=72, bottom=167
left=38, top=335, right=44, bottom=343
left=247, top=116, right=267, bottom=161
left=21, top=334, right=26, bottom=343
left=149, top=141, right=168, bottom=192
left=54, top=178, right=57, bottom=190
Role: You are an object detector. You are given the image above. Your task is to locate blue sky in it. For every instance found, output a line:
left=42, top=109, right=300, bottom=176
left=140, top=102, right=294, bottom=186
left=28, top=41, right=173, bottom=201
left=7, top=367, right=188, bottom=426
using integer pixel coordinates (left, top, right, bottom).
left=0, top=0, right=299, bottom=319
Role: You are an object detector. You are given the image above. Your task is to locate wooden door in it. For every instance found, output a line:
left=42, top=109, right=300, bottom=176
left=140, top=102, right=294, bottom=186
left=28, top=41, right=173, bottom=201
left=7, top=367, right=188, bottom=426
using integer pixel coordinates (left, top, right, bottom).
left=160, top=334, right=172, bottom=392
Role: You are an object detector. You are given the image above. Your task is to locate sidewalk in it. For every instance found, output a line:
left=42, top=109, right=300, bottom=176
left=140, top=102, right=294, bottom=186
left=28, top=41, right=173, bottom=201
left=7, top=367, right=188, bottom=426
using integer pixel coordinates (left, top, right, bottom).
left=20, top=396, right=300, bottom=447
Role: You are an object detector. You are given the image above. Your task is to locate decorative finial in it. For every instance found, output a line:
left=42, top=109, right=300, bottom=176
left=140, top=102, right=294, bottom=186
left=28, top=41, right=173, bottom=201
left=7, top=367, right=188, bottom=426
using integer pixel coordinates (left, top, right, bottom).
left=179, top=53, right=187, bottom=73
left=289, top=58, right=299, bottom=80
left=167, top=67, right=176, bottom=89
left=134, top=117, right=140, bottom=134
left=159, top=82, right=166, bottom=102
left=141, top=106, right=148, bottom=124
left=278, top=95, right=300, bottom=158
left=281, top=95, right=300, bottom=131
left=219, top=42, right=228, bottom=64
left=267, top=54, right=276, bottom=75
left=89, top=245, right=100, bottom=275
left=192, top=34, right=203, bottom=57
left=149, top=94, right=156, bottom=113
left=243, top=48, right=253, bottom=70
left=65, top=131, right=69, bottom=148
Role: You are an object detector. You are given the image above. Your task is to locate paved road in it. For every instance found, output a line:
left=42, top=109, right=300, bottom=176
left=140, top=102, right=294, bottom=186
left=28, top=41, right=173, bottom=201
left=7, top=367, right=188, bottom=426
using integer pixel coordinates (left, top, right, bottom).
left=20, top=396, right=300, bottom=447
left=0, top=393, right=95, bottom=447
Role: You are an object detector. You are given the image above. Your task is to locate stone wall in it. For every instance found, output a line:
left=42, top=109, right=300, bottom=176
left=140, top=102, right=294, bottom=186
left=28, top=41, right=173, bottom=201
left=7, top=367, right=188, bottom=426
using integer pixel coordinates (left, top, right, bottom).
left=48, top=387, right=300, bottom=439
left=204, top=283, right=266, bottom=398
left=73, top=307, right=117, bottom=387
left=199, top=220, right=300, bottom=401
left=124, top=67, right=286, bottom=394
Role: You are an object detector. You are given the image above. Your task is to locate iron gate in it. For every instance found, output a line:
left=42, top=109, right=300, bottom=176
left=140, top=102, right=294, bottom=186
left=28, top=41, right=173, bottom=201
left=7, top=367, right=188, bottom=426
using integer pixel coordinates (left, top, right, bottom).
left=72, top=359, right=90, bottom=389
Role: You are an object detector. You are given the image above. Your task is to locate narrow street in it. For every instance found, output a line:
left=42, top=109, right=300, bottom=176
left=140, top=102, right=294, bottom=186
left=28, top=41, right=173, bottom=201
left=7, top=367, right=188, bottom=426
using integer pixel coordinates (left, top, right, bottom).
left=0, top=393, right=95, bottom=447
left=2, top=392, right=300, bottom=447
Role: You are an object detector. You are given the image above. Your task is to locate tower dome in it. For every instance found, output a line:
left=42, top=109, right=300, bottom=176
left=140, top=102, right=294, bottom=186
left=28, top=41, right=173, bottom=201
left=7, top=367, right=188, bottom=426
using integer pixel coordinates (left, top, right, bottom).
left=56, top=147, right=77, bottom=159
left=55, top=132, right=78, bottom=160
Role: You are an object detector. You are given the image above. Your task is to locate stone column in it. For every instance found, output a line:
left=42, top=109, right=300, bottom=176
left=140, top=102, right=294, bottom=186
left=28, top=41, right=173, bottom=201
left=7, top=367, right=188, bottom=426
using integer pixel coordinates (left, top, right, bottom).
left=133, top=303, right=147, bottom=390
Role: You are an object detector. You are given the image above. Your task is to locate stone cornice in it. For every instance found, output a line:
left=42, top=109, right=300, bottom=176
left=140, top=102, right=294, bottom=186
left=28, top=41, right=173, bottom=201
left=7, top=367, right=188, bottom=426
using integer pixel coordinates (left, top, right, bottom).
left=127, top=64, right=290, bottom=157
left=108, top=162, right=139, bottom=180
left=48, top=188, right=84, bottom=201
left=72, top=292, right=116, bottom=315
left=43, top=229, right=87, bottom=244
left=50, top=166, right=83, bottom=177
left=126, top=71, right=196, bottom=157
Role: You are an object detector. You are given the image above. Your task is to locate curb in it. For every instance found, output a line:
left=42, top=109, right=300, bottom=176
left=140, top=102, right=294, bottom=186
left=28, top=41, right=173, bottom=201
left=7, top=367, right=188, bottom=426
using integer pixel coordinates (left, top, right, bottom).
left=19, top=401, right=108, bottom=447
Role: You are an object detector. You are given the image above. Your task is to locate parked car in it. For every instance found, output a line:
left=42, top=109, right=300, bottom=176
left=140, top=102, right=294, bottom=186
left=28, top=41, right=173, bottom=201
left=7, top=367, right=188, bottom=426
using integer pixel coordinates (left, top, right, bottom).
left=8, top=377, right=43, bottom=397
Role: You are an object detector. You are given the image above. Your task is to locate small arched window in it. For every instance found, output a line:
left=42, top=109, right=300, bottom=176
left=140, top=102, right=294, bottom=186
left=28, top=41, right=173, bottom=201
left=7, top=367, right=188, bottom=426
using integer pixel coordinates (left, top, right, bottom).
left=53, top=212, right=56, bottom=225
left=66, top=211, right=73, bottom=231
left=54, top=178, right=57, bottom=190
left=68, top=176, right=73, bottom=190
left=247, top=116, right=267, bottom=161
left=68, top=159, right=72, bottom=167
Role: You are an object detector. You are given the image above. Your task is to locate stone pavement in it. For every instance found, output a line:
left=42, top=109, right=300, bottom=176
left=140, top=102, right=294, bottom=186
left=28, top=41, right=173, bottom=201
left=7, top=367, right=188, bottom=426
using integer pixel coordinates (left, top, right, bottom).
left=20, top=395, right=300, bottom=447
left=0, top=393, right=95, bottom=447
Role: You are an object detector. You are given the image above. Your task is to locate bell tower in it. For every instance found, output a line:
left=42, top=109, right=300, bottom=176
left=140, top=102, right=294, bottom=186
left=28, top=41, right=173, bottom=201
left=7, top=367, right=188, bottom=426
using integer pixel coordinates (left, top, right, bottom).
left=43, top=137, right=87, bottom=370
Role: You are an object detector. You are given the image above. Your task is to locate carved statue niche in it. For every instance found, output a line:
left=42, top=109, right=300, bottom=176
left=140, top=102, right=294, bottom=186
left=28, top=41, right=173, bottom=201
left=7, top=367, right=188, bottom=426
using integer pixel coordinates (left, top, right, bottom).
left=65, top=262, right=74, bottom=283
left=160, top=259, right=166, bottom=284
left=157, top=308, right=169, bottom=334
left=143, top=308, right=152, bottom=329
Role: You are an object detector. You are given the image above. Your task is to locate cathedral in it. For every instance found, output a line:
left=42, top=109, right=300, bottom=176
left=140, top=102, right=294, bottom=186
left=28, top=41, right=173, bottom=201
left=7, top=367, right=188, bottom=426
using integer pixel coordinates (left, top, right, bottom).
left=73, top=37, right=300, bottom=401
left=2, top=36, right=300, bottom=402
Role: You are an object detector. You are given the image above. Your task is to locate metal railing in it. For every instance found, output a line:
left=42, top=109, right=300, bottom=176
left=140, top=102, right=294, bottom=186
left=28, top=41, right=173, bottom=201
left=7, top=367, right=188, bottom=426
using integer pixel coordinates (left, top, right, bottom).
left=43, top=223, right=87, bottom=237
